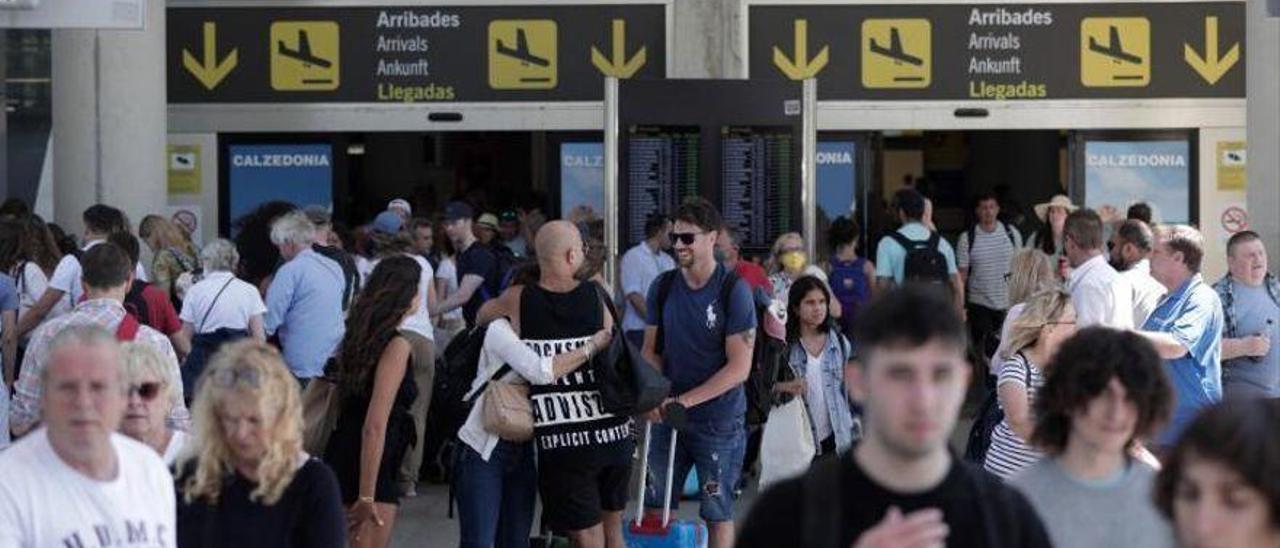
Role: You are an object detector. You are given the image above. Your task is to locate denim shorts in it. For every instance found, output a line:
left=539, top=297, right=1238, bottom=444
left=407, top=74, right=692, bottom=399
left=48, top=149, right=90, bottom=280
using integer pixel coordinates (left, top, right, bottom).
left=643, top=418, right=746, bottom=522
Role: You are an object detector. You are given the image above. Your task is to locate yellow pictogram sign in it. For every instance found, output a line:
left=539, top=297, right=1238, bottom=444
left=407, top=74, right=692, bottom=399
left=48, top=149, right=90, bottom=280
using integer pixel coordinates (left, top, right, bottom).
left=773, top=19, right=829, bottom=80
left=1185, top=16, right=1240, bottom=85
left=861, top=19, right=931, bottom=89
left=489, top=20, right=558, bottom=89
left=592, top=19, right=647, bottom=78
left=270, top=21, right=340, bottom=91
left=1081, top=18, right=1150, bottom=87
left=182, top=22, right=238, bottom=91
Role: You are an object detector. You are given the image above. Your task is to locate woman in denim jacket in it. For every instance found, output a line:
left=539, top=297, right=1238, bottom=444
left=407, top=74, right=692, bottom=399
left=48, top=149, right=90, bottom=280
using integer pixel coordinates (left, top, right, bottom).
left=773, top=275, right=860, bottom=456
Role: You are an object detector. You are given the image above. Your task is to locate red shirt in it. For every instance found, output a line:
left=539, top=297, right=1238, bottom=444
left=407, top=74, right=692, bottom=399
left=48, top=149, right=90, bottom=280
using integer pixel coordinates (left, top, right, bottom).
left=123, top=283, right=183, bottom=336
left=733, top=260, right=773, bottom=295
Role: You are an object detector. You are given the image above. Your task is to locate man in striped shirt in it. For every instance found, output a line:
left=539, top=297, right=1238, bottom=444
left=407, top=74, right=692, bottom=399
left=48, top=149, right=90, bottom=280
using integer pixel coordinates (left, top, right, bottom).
left=958, top=192, right=1023, bottom=364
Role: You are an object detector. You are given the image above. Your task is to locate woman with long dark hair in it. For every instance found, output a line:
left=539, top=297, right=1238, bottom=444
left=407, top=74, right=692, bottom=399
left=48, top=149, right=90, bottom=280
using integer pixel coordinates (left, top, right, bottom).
left=232, top=201, right=298, bottom=293
left=324, top=256, right=422, bottom=548
left=773, top=275, right=859, bottom=456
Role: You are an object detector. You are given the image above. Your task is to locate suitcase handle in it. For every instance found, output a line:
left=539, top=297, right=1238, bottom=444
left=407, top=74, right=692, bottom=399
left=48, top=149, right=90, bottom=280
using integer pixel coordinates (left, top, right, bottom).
left=634, top=403, right=686, bottom=530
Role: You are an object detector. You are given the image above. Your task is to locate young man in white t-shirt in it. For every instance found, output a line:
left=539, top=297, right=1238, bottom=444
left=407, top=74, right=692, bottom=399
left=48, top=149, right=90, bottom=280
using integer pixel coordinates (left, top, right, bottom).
left=0, top=325, right=176, bottom=547
left=17, top=204, right=147, bottom=339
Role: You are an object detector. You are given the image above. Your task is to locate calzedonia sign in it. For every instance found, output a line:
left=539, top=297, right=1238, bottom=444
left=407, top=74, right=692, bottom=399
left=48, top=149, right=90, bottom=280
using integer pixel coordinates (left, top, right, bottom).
left=168, top=4, right=666, bottom=103
left=749, top=2, right=1244, bottom=101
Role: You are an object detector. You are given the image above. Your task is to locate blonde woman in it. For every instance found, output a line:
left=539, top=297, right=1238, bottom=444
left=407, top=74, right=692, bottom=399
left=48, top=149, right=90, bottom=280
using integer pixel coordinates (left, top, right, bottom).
left=984, top=289, right=1077, bottom=479
left=990, top=249, right=1058, bottom=375
left=139, top=214, right=200, bottom=302
left=118, top=342, right=187, bottom=465
left=176, top=340, right=345, bottom=548
left=767, top=232, right=842, bottom=318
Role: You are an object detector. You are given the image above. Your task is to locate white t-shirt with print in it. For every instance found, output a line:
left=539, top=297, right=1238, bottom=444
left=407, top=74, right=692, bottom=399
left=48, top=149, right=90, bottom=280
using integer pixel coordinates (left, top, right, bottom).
left=48, top=241, right=149, bottom=310
left=0, top=428, right=177, bottom=547
left=179, top=271, right=267, bottom=334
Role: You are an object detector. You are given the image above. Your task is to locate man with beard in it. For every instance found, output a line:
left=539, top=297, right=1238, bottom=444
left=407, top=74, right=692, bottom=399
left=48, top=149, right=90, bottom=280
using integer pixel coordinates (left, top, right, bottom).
left=1109, top=219, right=1166, bottom=327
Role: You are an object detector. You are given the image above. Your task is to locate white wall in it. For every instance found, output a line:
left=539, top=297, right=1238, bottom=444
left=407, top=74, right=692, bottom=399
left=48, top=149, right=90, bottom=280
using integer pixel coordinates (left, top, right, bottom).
left=1198, top=127, right=1248, bottom=282
left=166, top=133, right=219, bottom=247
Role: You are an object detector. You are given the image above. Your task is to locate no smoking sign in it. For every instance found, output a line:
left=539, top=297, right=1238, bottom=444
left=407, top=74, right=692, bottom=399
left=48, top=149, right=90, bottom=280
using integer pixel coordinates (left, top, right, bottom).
left=1221, top=206, right=1248, bottom=234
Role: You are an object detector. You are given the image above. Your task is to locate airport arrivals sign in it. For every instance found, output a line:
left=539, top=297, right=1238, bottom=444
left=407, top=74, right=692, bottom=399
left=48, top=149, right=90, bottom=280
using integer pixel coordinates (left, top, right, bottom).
left=168, top=4, right=666, bottom=103
left=749, top=2, right=1244, bottom=100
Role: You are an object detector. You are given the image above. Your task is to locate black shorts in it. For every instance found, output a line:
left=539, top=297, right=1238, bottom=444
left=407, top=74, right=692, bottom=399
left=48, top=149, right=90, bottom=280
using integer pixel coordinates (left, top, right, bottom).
left=538, top=459, right=631, bottom=532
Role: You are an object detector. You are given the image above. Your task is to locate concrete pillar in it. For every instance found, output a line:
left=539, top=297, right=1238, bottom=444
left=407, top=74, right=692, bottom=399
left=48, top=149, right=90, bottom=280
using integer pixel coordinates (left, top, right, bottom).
left=1247, top=0, right=1280, bottom=269
left=51, top=0, right=165, bottom=236
left=672, top=0, right=745, bottom=78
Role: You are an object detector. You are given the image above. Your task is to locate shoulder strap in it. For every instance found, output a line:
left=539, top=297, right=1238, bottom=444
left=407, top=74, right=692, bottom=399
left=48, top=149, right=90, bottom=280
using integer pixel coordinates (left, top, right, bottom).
left=653, top=270, right=678, bottom=356
left=967, top=226, right=977, bottom=255
left=1002, top=223, right=1018, bottom=248
left=197, top=277, right=237, bottom=333
left=886, top=231, right=914, bottom=250
left=718, top=269, right=742, bottom=317
left=926, top=232, right=941, bottom=250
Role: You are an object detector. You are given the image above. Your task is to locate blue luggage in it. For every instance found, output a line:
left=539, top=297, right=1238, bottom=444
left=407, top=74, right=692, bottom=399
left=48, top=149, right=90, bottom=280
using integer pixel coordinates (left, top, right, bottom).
left=623, top=422, right=709, bottom=548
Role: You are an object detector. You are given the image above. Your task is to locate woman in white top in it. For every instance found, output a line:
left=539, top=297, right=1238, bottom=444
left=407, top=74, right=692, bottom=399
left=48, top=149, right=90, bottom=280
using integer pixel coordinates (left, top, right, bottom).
left=3, top=217, right=65, bottom=335
left=119, top=341, right=188, bottom=466
left=179, top=239, right=267, bottom=399
left=984, top=289, right=1076, bottom=479
left=453, top=305, right=610, bottom=548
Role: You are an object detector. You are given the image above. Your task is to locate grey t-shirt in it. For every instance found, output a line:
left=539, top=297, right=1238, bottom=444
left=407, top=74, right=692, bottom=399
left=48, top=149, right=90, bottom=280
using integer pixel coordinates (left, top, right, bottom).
left=1012, top=458, right=1176, bottom=548
left=1223, top=281, right=1280, bottom=399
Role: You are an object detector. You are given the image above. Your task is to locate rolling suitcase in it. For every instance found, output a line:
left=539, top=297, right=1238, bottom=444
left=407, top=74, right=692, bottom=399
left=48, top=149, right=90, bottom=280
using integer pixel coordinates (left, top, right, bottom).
left=623, top=421, right=709, bottom=548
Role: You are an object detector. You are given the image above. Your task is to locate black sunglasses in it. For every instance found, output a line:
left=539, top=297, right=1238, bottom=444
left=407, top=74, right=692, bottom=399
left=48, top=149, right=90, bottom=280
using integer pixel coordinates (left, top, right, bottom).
left=669, top=231, right=705, bottom=246
left=128, top=382, right=164, bottom=401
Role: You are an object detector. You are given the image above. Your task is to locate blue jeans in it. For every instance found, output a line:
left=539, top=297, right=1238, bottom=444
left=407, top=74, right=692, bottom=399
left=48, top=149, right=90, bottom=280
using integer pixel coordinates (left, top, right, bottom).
left=643, top=419, right=746, bottom=522
left=455, top=440, right=537, bottom=548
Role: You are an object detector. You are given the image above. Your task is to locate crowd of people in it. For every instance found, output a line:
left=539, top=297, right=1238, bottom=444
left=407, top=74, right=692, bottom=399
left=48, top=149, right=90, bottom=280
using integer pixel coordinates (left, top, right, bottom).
left=0, top=187, right=1275, bottom=548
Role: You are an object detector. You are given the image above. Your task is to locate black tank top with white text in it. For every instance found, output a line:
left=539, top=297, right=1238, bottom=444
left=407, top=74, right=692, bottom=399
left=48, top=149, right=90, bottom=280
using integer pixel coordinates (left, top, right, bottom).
left=520, top=282, right=633, bottom=465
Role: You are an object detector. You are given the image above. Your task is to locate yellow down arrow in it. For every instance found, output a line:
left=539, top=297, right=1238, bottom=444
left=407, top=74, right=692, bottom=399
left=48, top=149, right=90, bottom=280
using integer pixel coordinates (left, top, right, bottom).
left=1184, top=16, right=1239, bottom=85
left=773, top=19, right=828, bottom=80
left=182, top=22, right=238, bottom=90
left=592, top=19, right=647, bottom=78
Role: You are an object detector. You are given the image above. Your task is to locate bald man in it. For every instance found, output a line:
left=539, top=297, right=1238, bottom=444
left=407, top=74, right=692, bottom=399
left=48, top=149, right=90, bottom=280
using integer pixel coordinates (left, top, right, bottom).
left=0, top=325, right=176, bottom=546
left=477, top=220, right=631, bottom=548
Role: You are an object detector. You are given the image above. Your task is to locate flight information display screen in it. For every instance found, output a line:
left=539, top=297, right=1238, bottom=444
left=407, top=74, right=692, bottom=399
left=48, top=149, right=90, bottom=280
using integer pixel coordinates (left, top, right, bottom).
left=626, top=125, right=701, bottom=246
left=721, top=126, right=796, bottom=251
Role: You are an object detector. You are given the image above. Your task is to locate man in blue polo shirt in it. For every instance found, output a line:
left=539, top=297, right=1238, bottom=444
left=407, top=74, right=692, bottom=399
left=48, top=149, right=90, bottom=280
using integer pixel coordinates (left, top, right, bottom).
left=1135, top=224, right=1223, bottom=452
left=642, top=198, right=755, bottom=548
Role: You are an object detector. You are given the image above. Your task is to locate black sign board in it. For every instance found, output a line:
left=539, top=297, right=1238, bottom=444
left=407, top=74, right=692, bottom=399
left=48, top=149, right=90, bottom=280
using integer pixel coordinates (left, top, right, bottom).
left=169, top=4, right=665, bottom=103
left=749, top=2, right=1244, bottom=100
left=619, top=80, right=803, bottom=254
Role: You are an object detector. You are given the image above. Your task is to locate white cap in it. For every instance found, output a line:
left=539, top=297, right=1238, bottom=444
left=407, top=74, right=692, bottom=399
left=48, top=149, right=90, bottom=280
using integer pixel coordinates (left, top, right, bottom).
left=387, top=198, right=412, bottom=216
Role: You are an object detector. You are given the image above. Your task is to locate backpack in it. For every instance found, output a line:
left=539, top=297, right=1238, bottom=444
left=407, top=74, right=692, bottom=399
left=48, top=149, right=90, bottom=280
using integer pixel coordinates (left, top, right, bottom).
left=115, top=313, right=141, bottom=341
left=887, top=231, right=950, bottom=286
left=652, top=269, right=786, bottom=428
left=123, top=281, right=153, bottom=329
left=827, top=257, right=870, bottom=336
left=311, top=244, right=360, bottom=312
left=963, top=352, right=1033, bottom=464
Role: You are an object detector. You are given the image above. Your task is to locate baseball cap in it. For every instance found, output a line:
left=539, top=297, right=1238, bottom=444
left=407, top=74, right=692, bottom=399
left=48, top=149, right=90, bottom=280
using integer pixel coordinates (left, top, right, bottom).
left=387, top=198, right=412, bottom=216
left=476, top=213, right=499, bottom=231
left=443, top=200, right=475, bottom=222
left=372, top=211, right=403, bottom=235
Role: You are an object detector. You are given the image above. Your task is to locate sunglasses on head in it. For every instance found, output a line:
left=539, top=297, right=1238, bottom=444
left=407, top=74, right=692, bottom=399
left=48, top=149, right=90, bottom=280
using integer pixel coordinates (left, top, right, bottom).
left=669, top=231, right=704, bottom=246
left=128, top=382, right=164, bottom=401
left=212, top=367, right=261, bottom=388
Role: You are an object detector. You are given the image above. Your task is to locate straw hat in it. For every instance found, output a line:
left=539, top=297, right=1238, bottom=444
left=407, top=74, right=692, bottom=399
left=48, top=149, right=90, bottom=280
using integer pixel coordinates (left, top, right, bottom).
left=1033, top=194, right=1078, bottom=222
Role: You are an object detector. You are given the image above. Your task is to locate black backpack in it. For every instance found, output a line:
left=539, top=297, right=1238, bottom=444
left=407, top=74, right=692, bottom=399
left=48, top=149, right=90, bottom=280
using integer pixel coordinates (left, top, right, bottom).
left=311, top=243, right=360, bottom=312
left=888, top=231, right=950, bottom=286
left=964, top=352, right=1033, bottom=464
left=652, top=269, right=786, bottom=428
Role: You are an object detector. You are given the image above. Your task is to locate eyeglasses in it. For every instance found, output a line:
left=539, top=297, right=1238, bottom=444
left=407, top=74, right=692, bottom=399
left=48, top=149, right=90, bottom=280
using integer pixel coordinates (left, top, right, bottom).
left=1045, top=320, right=1077, bottom=327
left=669, top=231, right=705, bottom=246
left=211, top=367, right=261, bottom=388
left=128, top=382, right=164, bottom=401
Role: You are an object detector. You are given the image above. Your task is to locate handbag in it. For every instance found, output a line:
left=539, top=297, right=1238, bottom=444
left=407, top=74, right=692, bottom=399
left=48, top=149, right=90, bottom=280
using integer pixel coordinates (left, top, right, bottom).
left=758, top=397, right=816, bottom=489
left=301, top=365, right=342, bottom=455
left=481, top=378, right=533, bottom=442
left=591, top=284, right=671, bottom=416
